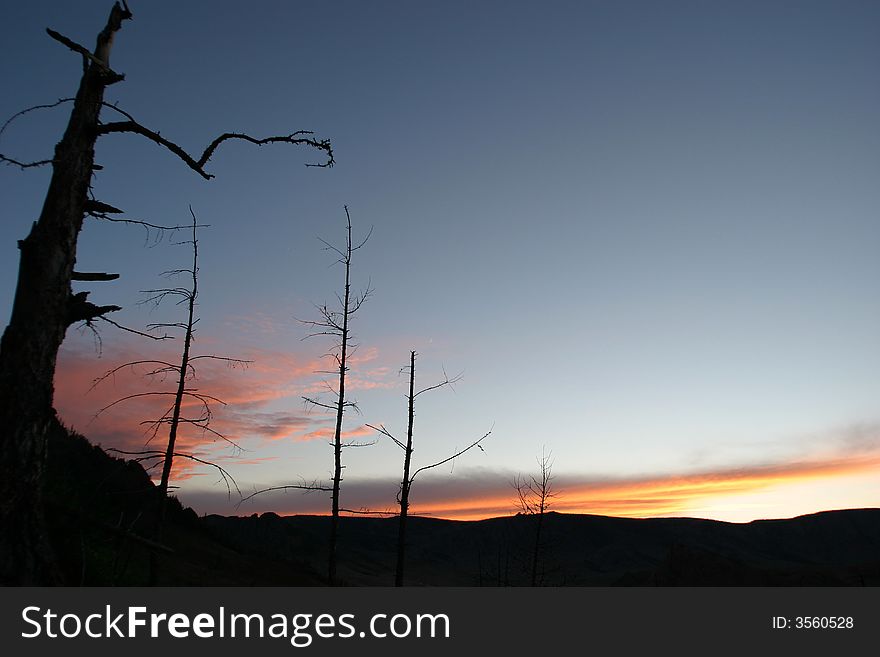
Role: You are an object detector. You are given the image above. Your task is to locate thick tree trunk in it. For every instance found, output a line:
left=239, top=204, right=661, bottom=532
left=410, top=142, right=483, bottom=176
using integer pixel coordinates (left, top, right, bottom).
left=0, top=2, right=131, bottom=585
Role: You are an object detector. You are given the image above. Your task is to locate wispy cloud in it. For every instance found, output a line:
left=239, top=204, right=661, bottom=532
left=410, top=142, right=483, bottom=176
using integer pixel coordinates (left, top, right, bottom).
left=53, top=336, right=395, bottom=480
left=215, top=410, right=315, bottom=442
left=298, top=423, right=375, bottom=442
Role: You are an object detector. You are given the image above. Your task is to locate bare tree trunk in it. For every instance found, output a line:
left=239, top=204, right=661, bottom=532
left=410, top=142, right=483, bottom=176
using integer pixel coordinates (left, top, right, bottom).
left=394, top=350, right=417, bottom=587
left=530, top=504, right=544, bottom=587
left=297, top=209, right=370, bottom=586
left=0, top=2, right=131, bottom=585
left=328, top=218, right=353, bottom=586
left=150, top=215, right=199, bottom=583
left=369, top=353, right=489, bottom=586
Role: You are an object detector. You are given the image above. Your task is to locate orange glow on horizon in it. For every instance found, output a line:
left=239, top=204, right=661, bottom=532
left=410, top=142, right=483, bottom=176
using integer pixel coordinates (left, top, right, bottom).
left=53, top=342, right=880, bottom=524
left=389, top=453, right=880, bottom=522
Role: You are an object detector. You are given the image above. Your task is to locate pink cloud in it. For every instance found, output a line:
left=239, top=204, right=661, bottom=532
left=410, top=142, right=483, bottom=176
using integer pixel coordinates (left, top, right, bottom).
left=297, top=423, right=375, bottom=442
left=53, top=340, right=331, bottom=478
left=347, top=346, right=379, bottom=366
left=53, top=331, right=404, bottom=483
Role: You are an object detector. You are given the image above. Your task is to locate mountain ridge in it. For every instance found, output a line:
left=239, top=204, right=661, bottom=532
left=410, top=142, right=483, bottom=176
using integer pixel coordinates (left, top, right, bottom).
left=43, top=420, right=879, bottom=586
left=203, top=507, right=880, bottom=586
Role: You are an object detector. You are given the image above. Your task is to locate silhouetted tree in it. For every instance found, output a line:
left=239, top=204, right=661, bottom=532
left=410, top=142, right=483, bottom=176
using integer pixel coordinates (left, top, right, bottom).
left=240, top=208, right=373, bottom=585
left=513, top=447, right=555, bottom=586
left=300, top=207, right=373, bottom=585
left=90, top=209, right=246, bottom=582
left=368, top=350, right=491, bottom=586
left=0, top=2, right=332, bottom=583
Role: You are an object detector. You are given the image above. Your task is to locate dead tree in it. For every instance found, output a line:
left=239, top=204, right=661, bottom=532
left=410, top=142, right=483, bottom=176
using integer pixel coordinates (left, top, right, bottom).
left=301, top=206, right=373, bottom=585
left=513, top=448, right=556, bottom=586
left=0, top=2, right=332, bottom=584
left=240, top=208, right=372, bottom=585
left=90, top=208, right=248, bottom=582
left=368, top=351, right=491, bottom=586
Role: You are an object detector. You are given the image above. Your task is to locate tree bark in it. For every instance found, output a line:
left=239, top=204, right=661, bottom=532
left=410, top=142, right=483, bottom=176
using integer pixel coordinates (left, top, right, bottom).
left=0, top=2, right=131, bottom=585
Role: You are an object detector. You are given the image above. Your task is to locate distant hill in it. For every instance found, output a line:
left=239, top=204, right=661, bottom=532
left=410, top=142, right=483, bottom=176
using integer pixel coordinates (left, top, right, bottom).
left=44, top=422, right=880, bottom=585
left=203, top=508, right=880, bottom=586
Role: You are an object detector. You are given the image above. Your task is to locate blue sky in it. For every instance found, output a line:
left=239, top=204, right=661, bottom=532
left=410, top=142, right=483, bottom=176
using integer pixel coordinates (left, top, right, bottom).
left=2, top=0, right=879, bottom=521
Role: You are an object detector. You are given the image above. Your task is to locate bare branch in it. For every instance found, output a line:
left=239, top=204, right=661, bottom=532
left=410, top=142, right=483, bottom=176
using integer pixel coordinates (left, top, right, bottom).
left=0, top=97, right=74, bottom=140
left=0, top=153, right=54, bottom=169
left=237, top=481, right=332, bottom=508
left=316, top=236, right=348, bottom=261
left=339, top=508, right=397, bottom=516
left=351, top=224, right=374, bottom=252
left=147, top=321, right=189, bottom=331
left=96, top=120, right=333, bottom=179
left=83, top=199, right=123, bottom=214
left=139, top=288, right=192, bottom=307
left=341, top=439, right=377, bottom=449
left=302, top=330, right=342, bottom=341
left=0, top=99, right=135, bottom=170
left=91, top=391, right=178, bottom=419
left=98, top=316, right=172, bottom=340
left=349, top=285, right=373, bottom=315
left=107, top=448, right=241, bottom=498
left=0, top=99, right=72, bottom=167
left=46, top=28, right=123, bottom=82
left=181, top=390, right=227, bottom=407
left=414, top=371, right=463, bottom=398
left=45, top=28, right=91, bottom=61
left=302, top=396, right=337, bottom=411
left=160, top=268, right=194, bottom=278
left=88, top=212, right=208, bottom=233
left=72, top=271, right=119, bottom=282
left=188, top=355, right=252, bottom=367
left=365, top=423, right=406, bottom=450
left=99, top=99, right=137, bottom=123
left=410, top=428, right=492, bottom=482
left=174, top=419, right=244, bottom=452
left=91, top=389, right=220, bottom=421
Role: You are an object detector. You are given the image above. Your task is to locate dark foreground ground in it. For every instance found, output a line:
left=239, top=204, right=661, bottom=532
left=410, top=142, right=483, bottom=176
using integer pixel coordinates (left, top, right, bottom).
left=42, top=422, right=880, bottom=586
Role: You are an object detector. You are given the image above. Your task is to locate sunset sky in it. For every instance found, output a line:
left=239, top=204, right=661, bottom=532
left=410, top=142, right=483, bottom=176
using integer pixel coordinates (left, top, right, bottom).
left=1, top=0, right=879, bottom=523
